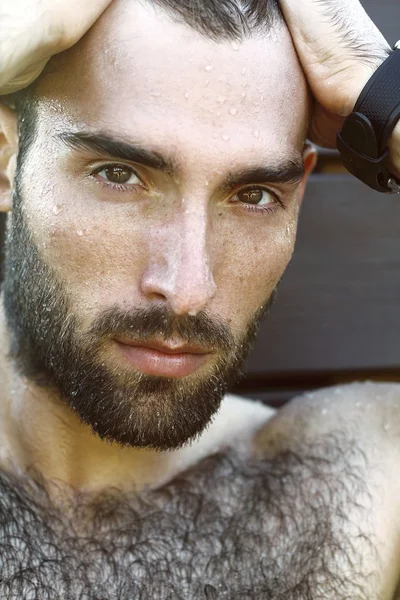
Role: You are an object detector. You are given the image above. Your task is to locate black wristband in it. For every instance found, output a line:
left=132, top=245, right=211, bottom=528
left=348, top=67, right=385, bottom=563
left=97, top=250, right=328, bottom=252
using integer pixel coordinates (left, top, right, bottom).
left=337, top=43, right=400, bottom=194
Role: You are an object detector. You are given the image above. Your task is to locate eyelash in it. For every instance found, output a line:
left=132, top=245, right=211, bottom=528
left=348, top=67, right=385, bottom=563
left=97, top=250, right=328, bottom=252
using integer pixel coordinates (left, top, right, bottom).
left=231, top=186, right=285, bottom=216
left=90, top=163, right=285, bottom=215
left=90, top=163, right=147, bottom=193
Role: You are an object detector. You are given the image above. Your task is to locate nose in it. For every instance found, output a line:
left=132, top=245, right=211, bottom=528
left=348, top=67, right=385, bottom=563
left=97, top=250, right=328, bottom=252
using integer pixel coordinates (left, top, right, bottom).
left=140, top=200, right=217, bottom=315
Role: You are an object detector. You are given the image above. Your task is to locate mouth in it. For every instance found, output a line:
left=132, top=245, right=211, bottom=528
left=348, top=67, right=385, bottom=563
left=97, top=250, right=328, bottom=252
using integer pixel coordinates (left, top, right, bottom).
left=114, top=337, right=212, bottom=378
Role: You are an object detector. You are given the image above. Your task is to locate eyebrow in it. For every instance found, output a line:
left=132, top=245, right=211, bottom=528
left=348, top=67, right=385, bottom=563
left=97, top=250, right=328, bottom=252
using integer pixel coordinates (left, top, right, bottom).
left=220, top=161, right=305, bottom=190
left=56, top=131, right=305, bottom=187
left=56, top=131, right=176, bottom=175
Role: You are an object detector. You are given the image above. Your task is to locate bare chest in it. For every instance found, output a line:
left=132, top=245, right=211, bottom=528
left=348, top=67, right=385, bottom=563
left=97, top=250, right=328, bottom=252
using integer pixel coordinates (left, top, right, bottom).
left=0, top=440, right=390, bottom=600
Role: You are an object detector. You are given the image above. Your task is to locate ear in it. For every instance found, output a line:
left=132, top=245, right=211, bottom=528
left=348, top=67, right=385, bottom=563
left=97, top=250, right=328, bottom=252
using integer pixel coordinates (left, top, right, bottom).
left=0, top=101, right=19, bottom=213
left=297, top=142, right=318, bottom=206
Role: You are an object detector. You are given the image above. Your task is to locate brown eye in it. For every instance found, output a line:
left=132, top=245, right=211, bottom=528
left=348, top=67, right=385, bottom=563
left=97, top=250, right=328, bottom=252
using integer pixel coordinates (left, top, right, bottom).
left=104, top=166, right=134, bottom=184
left=237, top=188, right=263, bottom=205
left=94, top=164, right=141, bottom=187
left=236, top=187, right=273, bottom=206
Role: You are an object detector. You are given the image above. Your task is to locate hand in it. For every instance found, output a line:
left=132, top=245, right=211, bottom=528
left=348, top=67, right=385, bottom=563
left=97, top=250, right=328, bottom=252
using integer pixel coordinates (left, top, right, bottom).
left=0, top=0, right=113, bottom=95
left=279, top=0, right=392, bottom=149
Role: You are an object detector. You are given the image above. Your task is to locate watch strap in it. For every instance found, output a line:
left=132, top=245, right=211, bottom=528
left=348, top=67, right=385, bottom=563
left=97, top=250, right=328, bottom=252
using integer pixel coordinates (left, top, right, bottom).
left=337, top=45, right=400, bottom=193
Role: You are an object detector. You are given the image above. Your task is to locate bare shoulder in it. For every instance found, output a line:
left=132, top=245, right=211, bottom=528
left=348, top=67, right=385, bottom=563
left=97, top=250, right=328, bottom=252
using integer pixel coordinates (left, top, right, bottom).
left=250, top=382, right=400, bottom=599
left=253, top=381, right=400, bottom=457
left=251, top=381, right=400, bottom=519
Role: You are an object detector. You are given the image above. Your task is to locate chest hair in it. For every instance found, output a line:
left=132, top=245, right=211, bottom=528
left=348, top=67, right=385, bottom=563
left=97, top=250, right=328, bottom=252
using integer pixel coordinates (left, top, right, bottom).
left=0, top=433, right=378, bottom=599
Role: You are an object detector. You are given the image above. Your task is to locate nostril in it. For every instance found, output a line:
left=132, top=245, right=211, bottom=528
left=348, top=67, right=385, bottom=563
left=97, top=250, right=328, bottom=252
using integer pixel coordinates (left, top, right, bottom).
left=147, top=290, right=168, bottom=303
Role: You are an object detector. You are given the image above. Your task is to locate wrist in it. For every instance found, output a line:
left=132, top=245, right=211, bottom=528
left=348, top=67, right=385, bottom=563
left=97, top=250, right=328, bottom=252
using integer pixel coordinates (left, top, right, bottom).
left=341, top=47, right=392, bottom=118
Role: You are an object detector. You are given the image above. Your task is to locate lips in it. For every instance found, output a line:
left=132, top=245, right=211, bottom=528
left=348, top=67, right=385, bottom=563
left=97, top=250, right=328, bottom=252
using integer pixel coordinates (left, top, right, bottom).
left=114, top=337, right=211, bottom=378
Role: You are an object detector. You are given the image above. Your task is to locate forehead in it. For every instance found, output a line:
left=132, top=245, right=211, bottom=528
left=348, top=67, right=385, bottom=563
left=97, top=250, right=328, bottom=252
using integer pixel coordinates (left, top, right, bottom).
left=36, top=0, right=310, bottom=162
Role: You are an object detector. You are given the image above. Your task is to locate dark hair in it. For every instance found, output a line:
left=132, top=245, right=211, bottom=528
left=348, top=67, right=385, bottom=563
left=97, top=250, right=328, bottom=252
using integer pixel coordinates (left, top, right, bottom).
left=149, top=0, right=282, bottom=40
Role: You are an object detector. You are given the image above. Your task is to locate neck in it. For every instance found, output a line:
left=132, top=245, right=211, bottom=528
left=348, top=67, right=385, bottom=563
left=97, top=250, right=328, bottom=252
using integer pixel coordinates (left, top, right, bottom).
left=0, top=306, right=272, bottom=501
left=0, top=307, right=176, bottom=495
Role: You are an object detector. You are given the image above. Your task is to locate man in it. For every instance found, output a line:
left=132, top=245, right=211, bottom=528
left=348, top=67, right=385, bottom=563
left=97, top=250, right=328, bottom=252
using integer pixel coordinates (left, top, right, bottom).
left=0, top=0, right=400, bottom=598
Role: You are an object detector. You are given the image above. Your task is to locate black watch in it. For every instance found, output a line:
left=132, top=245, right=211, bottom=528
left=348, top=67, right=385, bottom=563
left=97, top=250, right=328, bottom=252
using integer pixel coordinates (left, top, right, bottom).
left=337, top=42, right=400, bottom=194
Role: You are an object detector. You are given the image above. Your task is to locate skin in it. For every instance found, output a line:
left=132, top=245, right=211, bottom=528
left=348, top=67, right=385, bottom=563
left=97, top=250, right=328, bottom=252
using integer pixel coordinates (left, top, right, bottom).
left=279, top=0, right=400, bottom=174
left=0, top=2, right=400, bottom=597
left=1, top=0, right=399, bottom=174
left=253, top=383, right=400, bottom=599
left=0, top=0, right=113, bottom=93
left=0, top=0, right=315, bottom=497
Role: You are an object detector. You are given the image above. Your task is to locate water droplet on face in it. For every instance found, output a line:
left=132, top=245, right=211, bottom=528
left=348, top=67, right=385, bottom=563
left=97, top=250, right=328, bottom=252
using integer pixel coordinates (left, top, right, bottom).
left=184, top=91, right=189, bottom=100
left=383, top=423, right=391, bottom=432
left=231, top=42, right=240, bottom=51
left=205, top=65, right=213, bottom=72
left=253, top=129, right=260, bottom=139
left=221, top=134, right=230, bottom=141
left=52, top=205, right=63, bottom=215
left=321, top=408, right=328, bottom=416
left=76, top=230, right=84, bottom=237
left=229, top=107, right=238, bottom=115
left=241, top=68, right=246, bottom=76
left=217, top=96, right=227, bottom=104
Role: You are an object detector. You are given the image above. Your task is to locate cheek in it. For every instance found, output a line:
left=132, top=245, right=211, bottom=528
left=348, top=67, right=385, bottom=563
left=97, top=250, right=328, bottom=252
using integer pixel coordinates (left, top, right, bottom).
left=213, top=214, right=297, bottom=328
left=20, top=150, right=141, bottom=299
left=32, top=205, right=148, bottom=311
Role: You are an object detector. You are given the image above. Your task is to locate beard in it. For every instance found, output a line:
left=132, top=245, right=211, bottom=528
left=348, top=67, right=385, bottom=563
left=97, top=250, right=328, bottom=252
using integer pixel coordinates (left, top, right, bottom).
left=1, top=176, right=275, bottom=451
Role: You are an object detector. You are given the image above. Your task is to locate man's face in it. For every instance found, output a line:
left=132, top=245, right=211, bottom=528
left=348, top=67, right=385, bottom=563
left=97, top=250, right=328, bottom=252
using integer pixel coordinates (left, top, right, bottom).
left=3, top=0, right=313, bottom=450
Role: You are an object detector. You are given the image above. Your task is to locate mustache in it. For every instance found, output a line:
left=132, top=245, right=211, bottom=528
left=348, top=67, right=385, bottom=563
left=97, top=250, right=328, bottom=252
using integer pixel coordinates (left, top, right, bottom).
left=88, top=306, right=235, bottom=352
